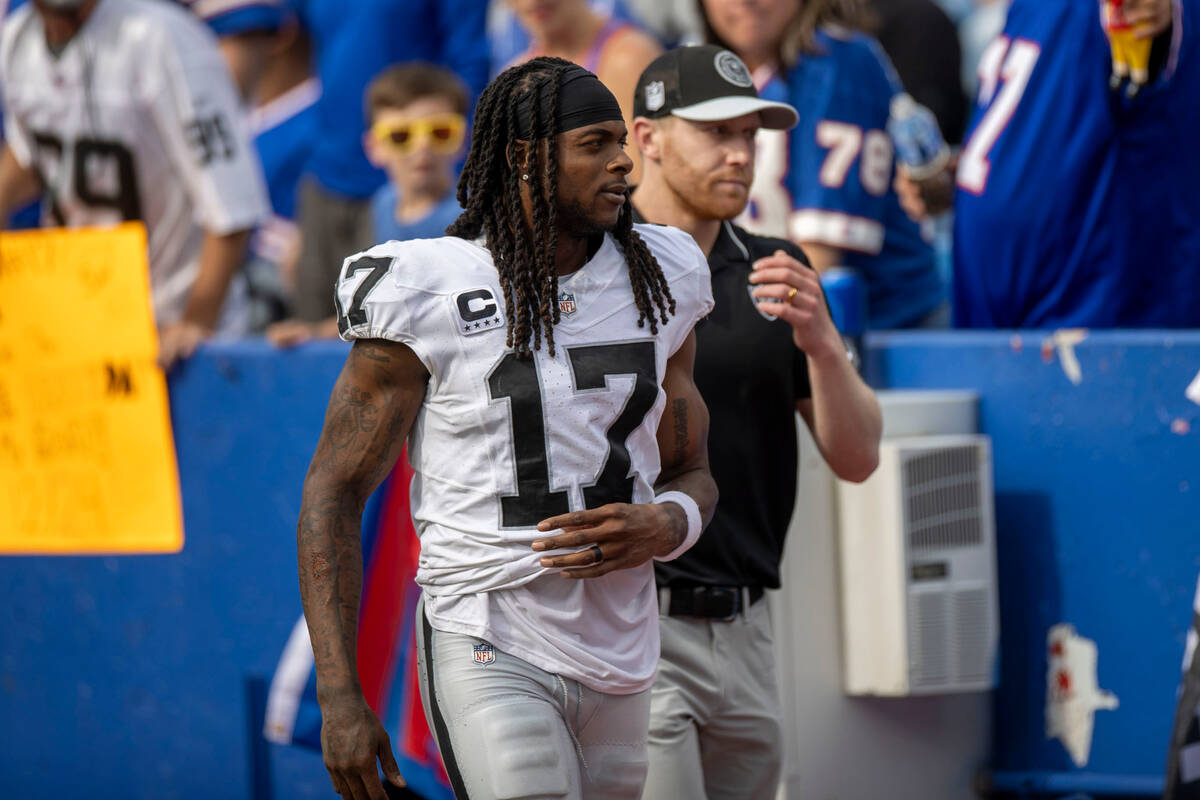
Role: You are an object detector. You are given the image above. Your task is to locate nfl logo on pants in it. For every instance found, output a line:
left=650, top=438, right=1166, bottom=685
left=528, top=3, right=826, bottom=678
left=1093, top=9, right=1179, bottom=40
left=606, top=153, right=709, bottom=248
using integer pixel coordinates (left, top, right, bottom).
left=473, top=643, right=495, bottom=665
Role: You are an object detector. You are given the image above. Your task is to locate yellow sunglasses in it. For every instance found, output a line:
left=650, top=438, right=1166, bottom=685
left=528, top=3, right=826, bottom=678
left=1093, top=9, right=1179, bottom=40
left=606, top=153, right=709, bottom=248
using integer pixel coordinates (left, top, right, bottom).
left=371, top=113, right=466, bottom=155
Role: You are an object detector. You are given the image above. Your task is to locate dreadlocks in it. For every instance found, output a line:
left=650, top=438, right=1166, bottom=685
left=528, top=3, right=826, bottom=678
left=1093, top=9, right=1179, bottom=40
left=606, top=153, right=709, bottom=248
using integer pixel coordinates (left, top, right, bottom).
left=447, top=56, right=675, bottom=358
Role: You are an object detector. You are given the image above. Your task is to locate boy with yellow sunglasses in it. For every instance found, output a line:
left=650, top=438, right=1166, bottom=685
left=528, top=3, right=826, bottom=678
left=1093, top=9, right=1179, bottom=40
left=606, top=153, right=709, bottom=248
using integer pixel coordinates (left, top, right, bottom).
left=267, top=62, right=468, bottom=345
left=364, top=62, right=469, bottom=244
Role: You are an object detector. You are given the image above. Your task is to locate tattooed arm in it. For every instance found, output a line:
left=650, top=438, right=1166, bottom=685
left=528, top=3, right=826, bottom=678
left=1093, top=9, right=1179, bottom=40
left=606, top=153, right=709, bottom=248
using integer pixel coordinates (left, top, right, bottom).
left=532, top=331, right=718, bottom=575
left=298, top=338, right=429, bottom=799
left=651, top=329, right=719, bottom=541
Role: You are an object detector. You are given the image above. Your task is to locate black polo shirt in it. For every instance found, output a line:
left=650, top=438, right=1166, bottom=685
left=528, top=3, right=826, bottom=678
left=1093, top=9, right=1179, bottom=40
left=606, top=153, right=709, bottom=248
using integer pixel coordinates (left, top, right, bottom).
left=634, top=210, right=813, bottom=590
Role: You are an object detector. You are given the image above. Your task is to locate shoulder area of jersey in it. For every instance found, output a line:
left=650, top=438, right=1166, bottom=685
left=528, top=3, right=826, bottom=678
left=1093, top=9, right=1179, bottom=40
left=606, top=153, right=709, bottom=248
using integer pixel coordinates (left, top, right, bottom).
left=631, top=222, right=708, bottom=276
left=344, top=235, right=494, bottom=295
left=1, top=1, right=36, bottom=52
left=100, top=0, right=223, bottom=48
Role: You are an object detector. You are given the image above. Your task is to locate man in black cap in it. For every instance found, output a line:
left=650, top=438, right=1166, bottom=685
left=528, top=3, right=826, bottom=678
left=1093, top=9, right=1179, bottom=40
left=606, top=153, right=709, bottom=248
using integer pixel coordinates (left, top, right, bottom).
left=630, top=45, right=883, bottom=799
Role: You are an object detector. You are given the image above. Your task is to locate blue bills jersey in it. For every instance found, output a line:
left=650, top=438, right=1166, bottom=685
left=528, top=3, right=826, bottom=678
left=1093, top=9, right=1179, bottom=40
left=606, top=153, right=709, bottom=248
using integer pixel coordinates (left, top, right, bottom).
left=741, top=28, right=944, bottom=329
left=953, top=0, right=1200, bottom=328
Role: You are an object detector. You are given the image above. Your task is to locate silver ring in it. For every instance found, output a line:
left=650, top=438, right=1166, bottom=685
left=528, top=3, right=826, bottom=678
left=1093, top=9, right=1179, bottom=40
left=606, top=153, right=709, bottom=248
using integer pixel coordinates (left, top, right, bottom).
left=589, top=544, right=604, bottom=564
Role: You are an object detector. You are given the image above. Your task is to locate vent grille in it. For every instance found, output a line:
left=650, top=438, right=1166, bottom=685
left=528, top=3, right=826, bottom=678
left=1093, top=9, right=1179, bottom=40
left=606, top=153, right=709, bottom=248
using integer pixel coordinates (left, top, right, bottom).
left=953, top=588, right=991, bottom=683
left=909, top=592, right=949, bottom=687
left=908, top=587, right=993, bottom=688
left=903, top=446, right=983, bottom=551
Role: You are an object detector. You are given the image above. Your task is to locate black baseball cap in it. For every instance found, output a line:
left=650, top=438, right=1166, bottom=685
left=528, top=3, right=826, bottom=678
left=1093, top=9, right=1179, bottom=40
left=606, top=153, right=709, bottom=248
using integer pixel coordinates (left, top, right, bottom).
left=633, top=45, right=798, bottom=130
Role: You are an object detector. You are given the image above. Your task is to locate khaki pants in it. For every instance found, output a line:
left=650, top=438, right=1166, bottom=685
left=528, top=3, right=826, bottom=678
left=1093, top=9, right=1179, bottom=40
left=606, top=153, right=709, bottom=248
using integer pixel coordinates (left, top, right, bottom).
left=642, top=595, right=782, bottom=800
left=292, top=177, right=374, bottom=322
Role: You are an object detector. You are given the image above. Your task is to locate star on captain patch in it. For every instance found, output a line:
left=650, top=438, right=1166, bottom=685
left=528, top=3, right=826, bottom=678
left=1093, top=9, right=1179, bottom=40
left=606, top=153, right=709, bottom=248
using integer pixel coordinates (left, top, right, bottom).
left=558, top=290, right=578, bottom=317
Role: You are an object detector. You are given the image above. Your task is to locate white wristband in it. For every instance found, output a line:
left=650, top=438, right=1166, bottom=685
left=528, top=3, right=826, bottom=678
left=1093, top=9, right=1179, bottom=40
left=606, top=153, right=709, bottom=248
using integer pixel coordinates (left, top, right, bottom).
left=652, top=491, right=703, bottom=562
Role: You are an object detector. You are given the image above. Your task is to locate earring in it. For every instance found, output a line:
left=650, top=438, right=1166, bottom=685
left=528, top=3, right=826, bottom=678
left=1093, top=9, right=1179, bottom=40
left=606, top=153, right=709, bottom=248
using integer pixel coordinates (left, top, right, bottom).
left=521, top=173, right=530, bottom=181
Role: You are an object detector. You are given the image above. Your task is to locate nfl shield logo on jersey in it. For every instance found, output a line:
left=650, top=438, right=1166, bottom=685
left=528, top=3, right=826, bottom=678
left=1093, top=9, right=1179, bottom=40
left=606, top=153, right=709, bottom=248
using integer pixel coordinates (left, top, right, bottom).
left=558, top=290, right=578, bottom=317
left=472, top=643, right=495, bottom=666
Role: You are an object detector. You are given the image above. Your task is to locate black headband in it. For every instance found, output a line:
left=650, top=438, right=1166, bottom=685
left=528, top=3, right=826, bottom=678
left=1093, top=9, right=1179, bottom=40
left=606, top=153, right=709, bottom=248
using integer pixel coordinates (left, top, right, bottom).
left=513, top=65, right=624, bottom=139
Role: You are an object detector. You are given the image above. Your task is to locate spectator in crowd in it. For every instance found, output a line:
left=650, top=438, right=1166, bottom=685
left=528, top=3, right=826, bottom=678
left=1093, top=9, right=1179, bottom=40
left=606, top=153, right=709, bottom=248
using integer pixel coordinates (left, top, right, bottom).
left=0, top=0, right=37, bottom=229
left=897, top=0, right=1200, bottom=328
left=363, top=65, right=468, bottom=246
left=0, top=0, right=269, bottom=365
left=192, top=0, right=320, bottom=331
left=488, top=0, right=646, bottom=73
left=623, top=0, right=705, bottom=45
left=183, top=0, right=287, bottom=101
left=506, top=0, right=662, bottom=181
left=285, top=0, right=488, bottom=327
left=868, top=0, right=967, bottom=144
left=699, top=0, right=947, bottom=329
left=628, top=45, right=881, bottom=799
left=268, top=62, right=468, bottom=346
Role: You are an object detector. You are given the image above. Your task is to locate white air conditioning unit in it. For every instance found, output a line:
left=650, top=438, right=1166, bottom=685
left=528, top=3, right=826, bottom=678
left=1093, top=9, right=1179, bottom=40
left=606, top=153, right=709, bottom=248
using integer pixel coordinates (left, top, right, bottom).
left=837, top=435, right=999, bottom=696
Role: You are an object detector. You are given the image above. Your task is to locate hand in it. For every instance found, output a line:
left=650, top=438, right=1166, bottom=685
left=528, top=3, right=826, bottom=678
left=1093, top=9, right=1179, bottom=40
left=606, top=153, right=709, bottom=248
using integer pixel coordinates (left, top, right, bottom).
left=1126, top=0, right=1172, bottom=37
left=157, top=319, right=210, bottom=368
left=319, top=693, right=405, bottom=800
left=894, top=155, right=957, bottom=222
left=532, top=502, right=686, bottom=578
left=748, top=250, right=842, bottom=359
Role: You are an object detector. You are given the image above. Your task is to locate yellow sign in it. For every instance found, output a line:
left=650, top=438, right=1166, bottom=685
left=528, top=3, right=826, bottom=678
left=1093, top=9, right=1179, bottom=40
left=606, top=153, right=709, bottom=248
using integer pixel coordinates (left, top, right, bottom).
left=0, top=223, right=183, bottom=554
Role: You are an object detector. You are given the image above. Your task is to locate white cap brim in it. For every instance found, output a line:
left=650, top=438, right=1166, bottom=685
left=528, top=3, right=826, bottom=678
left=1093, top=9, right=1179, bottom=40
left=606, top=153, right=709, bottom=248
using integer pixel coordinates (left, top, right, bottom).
left=671, top=96, right=798, bottom=130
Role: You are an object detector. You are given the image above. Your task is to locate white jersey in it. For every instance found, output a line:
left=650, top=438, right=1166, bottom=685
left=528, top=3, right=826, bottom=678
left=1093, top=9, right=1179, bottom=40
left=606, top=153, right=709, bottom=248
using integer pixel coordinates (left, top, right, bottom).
left=0, top=0, right=268, bottom=328
left=338, top=225, right=714, bottom=694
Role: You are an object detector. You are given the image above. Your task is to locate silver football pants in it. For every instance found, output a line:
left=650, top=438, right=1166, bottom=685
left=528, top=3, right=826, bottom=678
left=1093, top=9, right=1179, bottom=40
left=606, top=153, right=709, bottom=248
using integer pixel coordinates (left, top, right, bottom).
left=415, top=594, right=651, bottom=799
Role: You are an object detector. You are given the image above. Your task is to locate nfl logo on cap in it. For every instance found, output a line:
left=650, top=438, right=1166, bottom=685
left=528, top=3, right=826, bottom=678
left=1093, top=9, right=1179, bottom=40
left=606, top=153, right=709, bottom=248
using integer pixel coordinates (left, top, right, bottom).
left=644, top=80, right=665, bottom=112
left=558, top=290, right=577, bottom=316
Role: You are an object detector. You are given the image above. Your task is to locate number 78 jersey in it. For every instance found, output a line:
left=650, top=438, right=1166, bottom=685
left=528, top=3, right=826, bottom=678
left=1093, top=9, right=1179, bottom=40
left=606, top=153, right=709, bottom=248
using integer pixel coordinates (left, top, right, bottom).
left=337, top=227, right=713, bottom=597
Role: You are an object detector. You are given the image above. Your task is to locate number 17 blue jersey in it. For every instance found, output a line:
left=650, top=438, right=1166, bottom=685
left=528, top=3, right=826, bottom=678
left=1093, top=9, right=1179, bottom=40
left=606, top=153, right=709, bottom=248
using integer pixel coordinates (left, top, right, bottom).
left=953, top=0, right=1200, bottom=328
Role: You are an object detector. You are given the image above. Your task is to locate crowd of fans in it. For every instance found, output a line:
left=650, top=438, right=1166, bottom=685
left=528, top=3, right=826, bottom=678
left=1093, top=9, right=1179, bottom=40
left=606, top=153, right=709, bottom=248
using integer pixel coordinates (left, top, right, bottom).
left=1, top=0, right=1197, bottom=357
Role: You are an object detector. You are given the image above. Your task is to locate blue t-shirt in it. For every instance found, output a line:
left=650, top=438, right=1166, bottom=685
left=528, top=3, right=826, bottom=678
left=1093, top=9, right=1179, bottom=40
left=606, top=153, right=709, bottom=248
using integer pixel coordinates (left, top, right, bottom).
left=370, top=185, right=462, bottom=245
left=953, top=0, right=1200, bottom=328
left=744, top=29, right=944, bottom=329
left=292, top=0, right=488, bottom=200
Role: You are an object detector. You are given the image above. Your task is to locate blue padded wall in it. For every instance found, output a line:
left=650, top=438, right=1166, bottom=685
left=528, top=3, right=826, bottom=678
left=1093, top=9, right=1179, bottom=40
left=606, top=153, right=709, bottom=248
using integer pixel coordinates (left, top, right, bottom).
left=1, top=332, right=1197, bottom=798
left=869, top=330, right=1200, bottom=795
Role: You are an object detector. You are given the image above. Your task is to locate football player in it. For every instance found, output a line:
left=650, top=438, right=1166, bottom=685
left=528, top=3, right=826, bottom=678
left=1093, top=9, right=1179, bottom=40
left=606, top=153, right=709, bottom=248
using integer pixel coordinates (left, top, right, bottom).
left=297, top=58, right=719, bottom=800
left=0, top=0, right=269, bottom=364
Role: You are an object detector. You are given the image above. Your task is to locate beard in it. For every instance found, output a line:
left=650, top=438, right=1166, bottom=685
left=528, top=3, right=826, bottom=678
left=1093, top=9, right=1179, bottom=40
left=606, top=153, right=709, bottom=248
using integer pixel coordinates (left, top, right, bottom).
left=556, top=195, right=620, bottom=237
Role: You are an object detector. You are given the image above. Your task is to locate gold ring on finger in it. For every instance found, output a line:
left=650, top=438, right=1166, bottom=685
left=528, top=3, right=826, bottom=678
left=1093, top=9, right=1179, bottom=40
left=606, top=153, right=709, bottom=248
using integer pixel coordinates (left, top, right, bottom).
left=786, top=287, right=798, bottom=304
